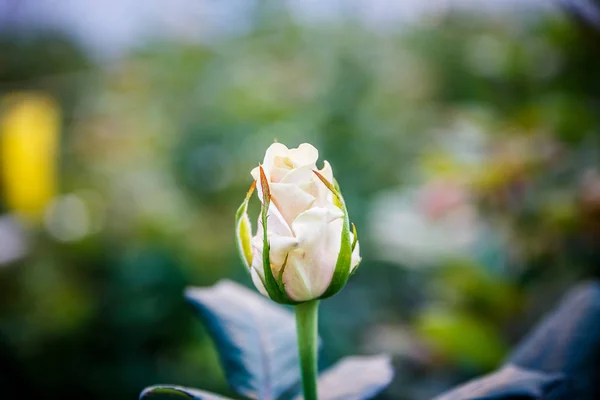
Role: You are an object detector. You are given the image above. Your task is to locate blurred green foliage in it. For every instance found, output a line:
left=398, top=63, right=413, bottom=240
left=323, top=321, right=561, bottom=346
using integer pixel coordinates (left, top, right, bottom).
left=1, top=3, right=599, bottom=400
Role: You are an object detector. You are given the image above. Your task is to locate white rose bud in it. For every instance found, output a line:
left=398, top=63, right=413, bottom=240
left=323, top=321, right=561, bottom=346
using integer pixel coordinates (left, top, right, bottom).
left=236, top=143, right=361, bottom=304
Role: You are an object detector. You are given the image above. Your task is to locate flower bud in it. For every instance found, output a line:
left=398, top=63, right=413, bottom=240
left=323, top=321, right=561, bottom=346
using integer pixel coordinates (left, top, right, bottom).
left=236, top=143, right=361, bottom=304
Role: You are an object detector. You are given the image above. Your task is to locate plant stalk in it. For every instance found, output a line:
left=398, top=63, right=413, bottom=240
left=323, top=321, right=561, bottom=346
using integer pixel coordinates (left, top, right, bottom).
left=295, top=300, right=319, bottom=400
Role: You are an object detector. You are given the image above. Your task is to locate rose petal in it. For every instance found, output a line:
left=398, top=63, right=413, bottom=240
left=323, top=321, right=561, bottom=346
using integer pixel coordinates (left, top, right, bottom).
left=250, top=143, right=289, bottom=183
left=270, top=167, right=291, bottom=183
left=288, top=143, right=318, bottom=167
left=263, top=143, right=289, bottom=177
left=315, top=160, right=336, bottom=206
left=269, top=235, right=299, bottom=271
left=280, top=165, right=319, bottom=198
left=270, top=182, right=316, bottom=226
left=280, top=165, right=314, bottom=185
left=320, top=160, right=334, bottom=182
left=281, top=248, right=314, bottom=301
left=283, top=206, right=344, bottom=301
left=253, top=202, right=293, bottom=238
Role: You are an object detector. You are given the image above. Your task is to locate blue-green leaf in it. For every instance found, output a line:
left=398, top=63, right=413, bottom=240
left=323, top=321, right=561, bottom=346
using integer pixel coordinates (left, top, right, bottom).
left=433, top=365, right=564, bottom=400
left=139, top=385, right=234, bottom=400
left=295, top=355, right=394, bottom=400
left=185, top=280, right=303, bottom=400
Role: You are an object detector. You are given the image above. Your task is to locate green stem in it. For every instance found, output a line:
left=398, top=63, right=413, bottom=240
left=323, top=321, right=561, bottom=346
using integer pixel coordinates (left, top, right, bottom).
left=295, top=300, right=319, bottom=400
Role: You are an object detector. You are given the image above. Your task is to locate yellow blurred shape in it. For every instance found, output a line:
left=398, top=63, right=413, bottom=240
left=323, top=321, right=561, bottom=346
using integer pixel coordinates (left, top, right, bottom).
left=1, top=93, right=60, bottom=221
left=420, top=151, right=477, bottom=183
left=416, top=308, right=508, bottom=370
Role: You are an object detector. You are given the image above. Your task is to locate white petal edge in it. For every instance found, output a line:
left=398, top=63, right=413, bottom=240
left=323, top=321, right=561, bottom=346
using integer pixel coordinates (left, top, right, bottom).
left=288, top=143, right=319, bottom=167
left=270, top=182, right=316, bottom=227
left=250, top=266, right=269, bottom=297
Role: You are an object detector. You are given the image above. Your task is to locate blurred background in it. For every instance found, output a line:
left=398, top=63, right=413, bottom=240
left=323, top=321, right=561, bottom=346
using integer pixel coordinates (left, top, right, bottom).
left=1, top=0, right=599, bottom=399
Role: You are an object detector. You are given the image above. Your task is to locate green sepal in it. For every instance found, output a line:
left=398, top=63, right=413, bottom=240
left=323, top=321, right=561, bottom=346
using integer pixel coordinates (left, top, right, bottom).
left=276, top=254, right=289, bottom=295
left=235, top=181, right=256, bottom=270
left=351, top=222, right=359, bottom=252
left=259, top=166, right=298, bottom=305
left=350, top=222, right=362, bottom=275
left=313, top=172, right=353, bottom=300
